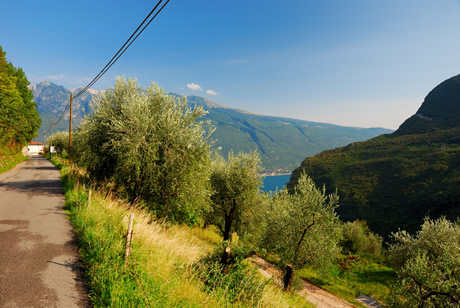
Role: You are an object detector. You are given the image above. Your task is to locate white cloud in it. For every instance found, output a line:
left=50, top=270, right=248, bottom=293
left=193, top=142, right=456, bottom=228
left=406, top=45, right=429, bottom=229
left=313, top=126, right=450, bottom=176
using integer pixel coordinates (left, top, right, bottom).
left=47, top=74, right=65, bottom=80
left=206, top=89, right=217, bottom=96
left=187, top=82, right=203, bottom=91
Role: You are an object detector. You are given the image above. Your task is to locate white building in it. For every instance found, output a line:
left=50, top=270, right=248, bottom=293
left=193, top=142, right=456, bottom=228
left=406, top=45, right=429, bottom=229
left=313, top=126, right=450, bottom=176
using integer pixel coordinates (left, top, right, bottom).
left=28, top=141, right=44, bottom=155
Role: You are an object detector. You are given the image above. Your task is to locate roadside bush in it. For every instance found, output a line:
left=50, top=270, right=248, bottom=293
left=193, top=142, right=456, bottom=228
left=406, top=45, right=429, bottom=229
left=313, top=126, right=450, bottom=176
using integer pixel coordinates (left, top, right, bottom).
left=73, top=77, right=213, bottom=223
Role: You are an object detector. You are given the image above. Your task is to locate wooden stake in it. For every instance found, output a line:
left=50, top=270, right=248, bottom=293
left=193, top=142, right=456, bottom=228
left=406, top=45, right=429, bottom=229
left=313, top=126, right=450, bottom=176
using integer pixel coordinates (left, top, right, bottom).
left=125, top=213, right=134, bottom=264
left=88, top=190, right=92, bottom=208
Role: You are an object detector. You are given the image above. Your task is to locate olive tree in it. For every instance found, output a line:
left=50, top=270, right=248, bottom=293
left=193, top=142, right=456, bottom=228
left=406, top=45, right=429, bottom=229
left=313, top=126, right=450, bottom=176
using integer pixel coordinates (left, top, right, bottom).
left=388, top=217, right=459, bottom=307
left=262, top=172, right=342, bottom=290
left=46, top=131, right=69, bottom=156
left=207, top=151, right=262, bottom=241
left=341, top=220, right=383, bottom=256
left=74, top=77, right=213, bottom=223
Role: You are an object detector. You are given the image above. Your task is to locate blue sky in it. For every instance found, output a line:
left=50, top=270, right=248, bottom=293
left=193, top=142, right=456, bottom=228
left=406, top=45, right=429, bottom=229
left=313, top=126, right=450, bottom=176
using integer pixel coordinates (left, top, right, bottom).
left=2, top=0, right=460, bottom=129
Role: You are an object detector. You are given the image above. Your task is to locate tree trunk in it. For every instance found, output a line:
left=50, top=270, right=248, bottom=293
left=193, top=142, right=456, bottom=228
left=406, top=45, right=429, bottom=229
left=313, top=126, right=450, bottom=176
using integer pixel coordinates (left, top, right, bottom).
left=223, top=214, right=232, bottom=241
left=283, top=264, right=295, bottom=291
left=223, top=199, right=237, bottom=241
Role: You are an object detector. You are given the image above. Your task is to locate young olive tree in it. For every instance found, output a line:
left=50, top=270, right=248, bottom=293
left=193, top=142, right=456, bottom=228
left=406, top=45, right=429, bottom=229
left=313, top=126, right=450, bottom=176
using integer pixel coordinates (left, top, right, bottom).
left=262, top=172, right=342, bottom=290
left=207, top=151, right=263, bottom=241
left=74, top=77, right=213, bottom=223
left=388, top=217, right=460, bottom=307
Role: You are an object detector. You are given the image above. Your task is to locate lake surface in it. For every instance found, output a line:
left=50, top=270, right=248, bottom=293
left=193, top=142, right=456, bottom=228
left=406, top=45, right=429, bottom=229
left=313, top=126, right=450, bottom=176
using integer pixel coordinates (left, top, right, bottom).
left=261, top=174, right=291, bottom=193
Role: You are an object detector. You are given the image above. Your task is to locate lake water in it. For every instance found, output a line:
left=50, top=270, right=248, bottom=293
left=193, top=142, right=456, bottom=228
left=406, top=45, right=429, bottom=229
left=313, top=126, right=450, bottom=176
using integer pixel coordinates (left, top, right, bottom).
left=261, top=174, right=291, bottom=193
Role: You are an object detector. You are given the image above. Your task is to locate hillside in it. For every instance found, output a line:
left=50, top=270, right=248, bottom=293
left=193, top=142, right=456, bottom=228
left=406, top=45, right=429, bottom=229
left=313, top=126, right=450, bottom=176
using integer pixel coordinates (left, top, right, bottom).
left=32, top=81, right=392, bottom=172
left=288, top=74, right=460, bottom=237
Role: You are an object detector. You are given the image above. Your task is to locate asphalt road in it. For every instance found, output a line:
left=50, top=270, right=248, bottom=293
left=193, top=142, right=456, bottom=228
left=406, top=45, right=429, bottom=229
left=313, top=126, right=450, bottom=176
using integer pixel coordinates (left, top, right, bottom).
left=0, top=156, right=88, bottom=307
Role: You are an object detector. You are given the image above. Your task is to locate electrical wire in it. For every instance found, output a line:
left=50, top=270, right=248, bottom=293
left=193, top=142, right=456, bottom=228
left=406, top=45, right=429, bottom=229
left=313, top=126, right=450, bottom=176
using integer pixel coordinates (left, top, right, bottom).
left=73, top=0, right=169, bottom=99
left=42, top=0, right=170, bottom=141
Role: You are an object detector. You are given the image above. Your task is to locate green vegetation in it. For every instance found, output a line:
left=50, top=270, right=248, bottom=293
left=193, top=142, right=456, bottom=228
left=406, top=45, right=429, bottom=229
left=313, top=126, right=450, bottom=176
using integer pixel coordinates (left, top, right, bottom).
left=341, top=220, right=383, bottom=256
left=196, top=241, right=268, bottom=305
left=262, top=173, right=342, bottom=290
left=43, top=76, right=459, bottom=307
left=53, top=157, right=314, bottom=307
left=297, top=256, right=395, bottom=306
left=0, top=45, right=41, bottom=160
left=289, top=125, right=460, bottom=239
left=388, top=217, right=459, bottom=307
left=0, top=144, right=27, bottom=173
left=45, top=131, right=69, bottom=156
left=73, top=78, right=213, bottom=223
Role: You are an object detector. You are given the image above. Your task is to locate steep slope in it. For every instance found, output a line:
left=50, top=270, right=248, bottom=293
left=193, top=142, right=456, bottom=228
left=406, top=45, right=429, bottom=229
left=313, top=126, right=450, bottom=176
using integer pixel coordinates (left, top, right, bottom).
left=288, top=74, right=460, bottom=237
left=32, top=81, right=392, bottom=172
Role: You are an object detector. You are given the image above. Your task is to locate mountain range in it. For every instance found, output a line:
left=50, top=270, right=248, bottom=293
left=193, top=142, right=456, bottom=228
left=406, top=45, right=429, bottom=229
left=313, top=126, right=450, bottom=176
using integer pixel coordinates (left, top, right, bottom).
left=31, top=81, right=392, bottom=173
left=288, top=74, right=460, bottom=237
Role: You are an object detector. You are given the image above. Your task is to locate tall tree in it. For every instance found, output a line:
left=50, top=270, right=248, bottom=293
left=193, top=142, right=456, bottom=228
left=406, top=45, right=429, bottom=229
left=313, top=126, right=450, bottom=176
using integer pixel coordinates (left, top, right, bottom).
left=208, top=151, right=262, bottom=241
left=0, top=45, right=40, bottom=146
left=262, top=172, right=342, bottom=290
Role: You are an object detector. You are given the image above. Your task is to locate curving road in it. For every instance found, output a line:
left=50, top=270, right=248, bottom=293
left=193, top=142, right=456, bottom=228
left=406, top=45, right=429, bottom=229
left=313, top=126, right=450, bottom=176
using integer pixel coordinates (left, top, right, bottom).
left=0, top=156, right=88, bottom=307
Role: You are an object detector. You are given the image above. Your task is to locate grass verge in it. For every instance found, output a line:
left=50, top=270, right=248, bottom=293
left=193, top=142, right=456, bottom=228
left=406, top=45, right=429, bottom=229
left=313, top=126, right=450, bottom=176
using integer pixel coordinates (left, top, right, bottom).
left=52, top=157, right=314, bottom=307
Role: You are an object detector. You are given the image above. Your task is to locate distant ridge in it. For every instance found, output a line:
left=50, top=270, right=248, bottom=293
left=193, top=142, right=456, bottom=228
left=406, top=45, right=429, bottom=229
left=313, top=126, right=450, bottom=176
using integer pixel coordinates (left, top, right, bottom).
left=31, top=81, right=392, bottom=172
left=289, top=74, right=460, bottom=237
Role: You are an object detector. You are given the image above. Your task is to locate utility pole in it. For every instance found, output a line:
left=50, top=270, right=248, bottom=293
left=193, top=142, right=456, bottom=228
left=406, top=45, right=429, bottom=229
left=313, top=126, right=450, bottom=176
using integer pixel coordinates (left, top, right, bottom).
left=69, top=94, right=73, bottom=162
left=43, top=129, right=46, bottom=155
left=50, top=120, right=53, bottom=157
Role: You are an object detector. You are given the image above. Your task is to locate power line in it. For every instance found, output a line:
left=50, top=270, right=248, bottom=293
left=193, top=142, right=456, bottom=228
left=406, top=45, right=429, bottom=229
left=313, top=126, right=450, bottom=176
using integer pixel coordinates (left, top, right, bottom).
left=73, top=0, right=169, bottom=99
left=44, top=0, right=170, bottom=143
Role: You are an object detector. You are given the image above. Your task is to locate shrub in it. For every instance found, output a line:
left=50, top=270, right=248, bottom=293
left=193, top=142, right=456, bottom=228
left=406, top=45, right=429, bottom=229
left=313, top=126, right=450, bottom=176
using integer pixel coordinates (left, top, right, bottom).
left=341, top=220, right=383, bottom=256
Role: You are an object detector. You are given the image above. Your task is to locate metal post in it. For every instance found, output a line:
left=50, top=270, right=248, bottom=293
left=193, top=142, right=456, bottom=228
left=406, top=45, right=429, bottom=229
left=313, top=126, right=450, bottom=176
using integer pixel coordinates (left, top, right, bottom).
left=69, top=94, right=73, bottom=162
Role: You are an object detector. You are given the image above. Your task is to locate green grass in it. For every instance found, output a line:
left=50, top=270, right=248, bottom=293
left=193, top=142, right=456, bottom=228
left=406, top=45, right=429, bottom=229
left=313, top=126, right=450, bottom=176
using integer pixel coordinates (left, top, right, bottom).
left=51, top=157, right=315, bottom=307
left=0, top=144, right=28, bottom=174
